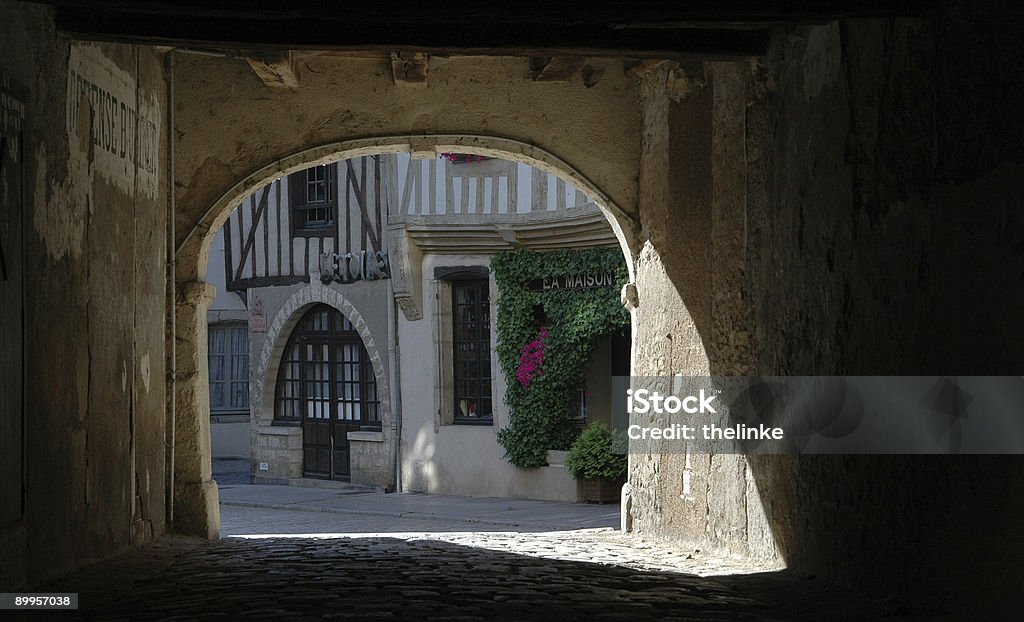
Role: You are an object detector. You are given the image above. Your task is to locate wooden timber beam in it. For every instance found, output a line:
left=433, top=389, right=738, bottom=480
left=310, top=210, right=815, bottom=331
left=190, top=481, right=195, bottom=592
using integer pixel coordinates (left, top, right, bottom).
left=30, top=1, right=937, bottom=26
left=35, top=1, right=944, bottom=62
left=48, top=8, right=775, bottom=60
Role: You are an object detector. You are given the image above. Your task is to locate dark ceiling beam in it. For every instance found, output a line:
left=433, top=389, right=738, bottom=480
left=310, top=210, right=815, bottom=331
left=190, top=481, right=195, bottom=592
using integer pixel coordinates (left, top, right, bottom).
left=50, top=9, right=774, bottom=59
left=30, top=1, right=937, bottom=24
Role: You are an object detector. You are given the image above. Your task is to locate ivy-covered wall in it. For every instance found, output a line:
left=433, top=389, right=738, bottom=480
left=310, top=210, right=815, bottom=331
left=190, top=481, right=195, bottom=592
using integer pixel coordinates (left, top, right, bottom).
left=492, top=249, right=629, bottom=468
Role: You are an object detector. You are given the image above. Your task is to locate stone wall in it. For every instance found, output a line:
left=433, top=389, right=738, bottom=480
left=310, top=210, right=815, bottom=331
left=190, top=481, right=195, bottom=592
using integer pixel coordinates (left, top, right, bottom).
left=252, top=426, right=302, bottom=484
left=629, top=12, right=1024, bottom=618
left=5, top=2, right=1020, bottom=616
left=0, top=0, right=169, bottom=588
left=171, top=53, right=644, bottom=284
left=349, top=436, right=391, bottom=489
left=748, top=16, right=1024, bottom=618
left=628, top=59, right=776, bottom=565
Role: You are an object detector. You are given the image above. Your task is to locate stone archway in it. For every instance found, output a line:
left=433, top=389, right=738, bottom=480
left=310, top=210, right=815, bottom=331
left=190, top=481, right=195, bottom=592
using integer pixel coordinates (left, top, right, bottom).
left=169, top=51, right=716, bottom=540
left=170, top=138, right=669, bottom=539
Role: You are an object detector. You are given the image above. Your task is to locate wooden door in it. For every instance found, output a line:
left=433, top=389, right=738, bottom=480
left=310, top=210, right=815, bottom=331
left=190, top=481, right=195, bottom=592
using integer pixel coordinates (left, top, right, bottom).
left=301, top=339, right=334, bottom=479
left=286, top=305, right=382, bottom=481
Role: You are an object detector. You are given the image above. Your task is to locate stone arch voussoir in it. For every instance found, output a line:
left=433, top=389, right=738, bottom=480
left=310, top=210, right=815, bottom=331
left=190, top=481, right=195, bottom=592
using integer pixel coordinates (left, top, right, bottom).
left=252, top=281, right=391, bottom=431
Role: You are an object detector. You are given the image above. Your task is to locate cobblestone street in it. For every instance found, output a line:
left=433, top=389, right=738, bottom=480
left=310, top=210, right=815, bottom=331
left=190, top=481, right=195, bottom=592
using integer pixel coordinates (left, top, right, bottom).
left=23, top=491, right=912, bottom=621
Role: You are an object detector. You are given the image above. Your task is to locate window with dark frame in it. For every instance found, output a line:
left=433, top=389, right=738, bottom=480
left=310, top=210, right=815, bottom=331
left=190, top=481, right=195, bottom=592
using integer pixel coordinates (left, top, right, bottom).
left=452, top=278, right=493, bottom=424
left=208, top=324, right=249, bottom=412
left=289, top=163, right=337, bottom=236
left=273, top=305, right=381, bottom=430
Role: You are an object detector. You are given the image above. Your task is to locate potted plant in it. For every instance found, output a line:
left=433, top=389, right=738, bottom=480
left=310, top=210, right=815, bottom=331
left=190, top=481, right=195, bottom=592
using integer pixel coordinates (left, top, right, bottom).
left=565, top=422, right=627, bottom=503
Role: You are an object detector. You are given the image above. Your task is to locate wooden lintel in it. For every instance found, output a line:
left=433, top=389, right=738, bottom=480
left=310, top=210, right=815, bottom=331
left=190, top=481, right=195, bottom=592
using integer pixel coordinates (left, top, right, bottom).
left=391, top=51, right=429, bottom=88
left=532, top=56, right=589, bottom=81
left=243, top=50, right=299, bottom=89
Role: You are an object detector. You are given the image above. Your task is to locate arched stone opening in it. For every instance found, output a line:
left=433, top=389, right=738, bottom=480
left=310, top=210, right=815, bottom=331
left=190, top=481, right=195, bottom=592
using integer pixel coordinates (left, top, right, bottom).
left=178, top=136, right=641, bottom=284
left=171, top=135, right=712, bottom=538
left=251, top=287, right=392, bottom=485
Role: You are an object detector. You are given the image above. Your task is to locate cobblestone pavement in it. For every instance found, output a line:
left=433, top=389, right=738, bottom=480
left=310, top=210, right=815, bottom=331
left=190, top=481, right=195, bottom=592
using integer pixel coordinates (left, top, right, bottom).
left=26, top=505, right=911, bottom=621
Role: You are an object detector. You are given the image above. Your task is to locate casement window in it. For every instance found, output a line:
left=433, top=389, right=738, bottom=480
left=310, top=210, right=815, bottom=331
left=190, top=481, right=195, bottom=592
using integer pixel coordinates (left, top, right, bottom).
left=452, top=279, right=493, bottom=423
left=289, top=163, right=337, bottom=236
left=208, top=323, right=250, bottom=412
left=434, top=266, right=494, bottom=426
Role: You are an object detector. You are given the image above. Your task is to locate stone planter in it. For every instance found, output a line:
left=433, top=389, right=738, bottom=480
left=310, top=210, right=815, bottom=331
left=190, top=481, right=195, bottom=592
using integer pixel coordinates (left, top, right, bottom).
left=581, top=477, right=624, bottom=504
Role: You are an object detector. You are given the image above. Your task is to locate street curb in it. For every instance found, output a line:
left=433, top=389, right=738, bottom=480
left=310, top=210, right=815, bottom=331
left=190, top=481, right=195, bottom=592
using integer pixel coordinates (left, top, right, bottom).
left=219, top=499, right=617, bottom=531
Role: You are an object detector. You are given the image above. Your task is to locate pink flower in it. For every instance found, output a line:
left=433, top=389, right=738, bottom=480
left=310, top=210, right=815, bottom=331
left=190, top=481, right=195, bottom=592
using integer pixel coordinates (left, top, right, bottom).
left=439, top=152, right=486, bottom=164
left=516, top=326, right=548, bottom=387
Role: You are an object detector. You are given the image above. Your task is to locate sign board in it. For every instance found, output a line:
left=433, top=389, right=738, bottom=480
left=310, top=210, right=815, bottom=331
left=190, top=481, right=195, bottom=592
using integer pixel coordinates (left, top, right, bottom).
left=66, top=44, right=160, bottom=199
left=526, top=272, right=616, bottom=292
left=250, top=295, right=267, bottom=333
left=320, top=250, right=390, bottom=284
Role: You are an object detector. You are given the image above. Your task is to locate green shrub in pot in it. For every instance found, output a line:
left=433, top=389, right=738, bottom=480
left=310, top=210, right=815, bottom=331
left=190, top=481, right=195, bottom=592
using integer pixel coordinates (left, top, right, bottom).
left=565, top=422, right=627, bottom=480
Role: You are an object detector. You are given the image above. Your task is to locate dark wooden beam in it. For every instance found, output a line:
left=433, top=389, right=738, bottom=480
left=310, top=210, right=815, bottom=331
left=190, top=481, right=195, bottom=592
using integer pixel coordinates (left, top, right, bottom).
left=49, top=8, right=774, bottom=60
left=227, top=274, right=309, bottom=292
left=345, top=159, right=381, bottom=253
left=31, top=1, right=938, bottom=25
left=233, top=185, right=270, bottom=282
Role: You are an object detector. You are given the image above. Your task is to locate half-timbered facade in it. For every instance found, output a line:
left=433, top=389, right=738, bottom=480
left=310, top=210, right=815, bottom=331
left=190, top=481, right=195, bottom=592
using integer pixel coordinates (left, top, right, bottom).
left=207, top=153, right=621, bottom=500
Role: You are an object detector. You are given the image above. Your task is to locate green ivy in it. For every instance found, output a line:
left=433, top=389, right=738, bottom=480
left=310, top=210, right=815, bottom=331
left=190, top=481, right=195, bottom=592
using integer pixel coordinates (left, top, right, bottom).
left=492, top=248, right=630, bottom=468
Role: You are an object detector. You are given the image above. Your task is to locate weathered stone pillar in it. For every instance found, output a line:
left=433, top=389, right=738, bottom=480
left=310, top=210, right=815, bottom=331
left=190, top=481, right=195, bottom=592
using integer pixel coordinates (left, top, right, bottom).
left=628, top=63, right=713, bottom=538
left=709, top=62, right=755, bottom=376
left=173, top=280, right=220, bottom=539
left=625, top=61, right=780, bottom=566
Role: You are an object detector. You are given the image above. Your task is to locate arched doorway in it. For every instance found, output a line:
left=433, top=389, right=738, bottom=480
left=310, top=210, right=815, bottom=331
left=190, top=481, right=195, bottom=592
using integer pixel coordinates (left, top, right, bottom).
left=275, top=304, right=382, bottom=481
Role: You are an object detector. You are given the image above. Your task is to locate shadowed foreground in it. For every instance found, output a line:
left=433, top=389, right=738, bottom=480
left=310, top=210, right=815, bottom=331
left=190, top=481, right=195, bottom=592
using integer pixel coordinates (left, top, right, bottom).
left=27, top=531, right=912, bottom=621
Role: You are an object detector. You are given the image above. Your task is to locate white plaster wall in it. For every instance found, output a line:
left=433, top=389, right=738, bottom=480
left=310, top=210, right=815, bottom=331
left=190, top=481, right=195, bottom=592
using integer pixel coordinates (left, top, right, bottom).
left=398, top=253, right=578, bottom=501
left=206, top=227, right=247, bottom=313
left=389, top=155, right=589, bottom=217
left=205, top=225, right=250, bottom=460
left=210, top=421, right=251, bottom=459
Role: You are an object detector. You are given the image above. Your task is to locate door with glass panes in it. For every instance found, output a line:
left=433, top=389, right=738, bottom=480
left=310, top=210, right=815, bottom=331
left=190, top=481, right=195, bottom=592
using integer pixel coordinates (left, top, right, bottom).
left=275, top=305, right=381, bottom=480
